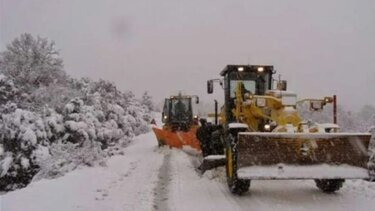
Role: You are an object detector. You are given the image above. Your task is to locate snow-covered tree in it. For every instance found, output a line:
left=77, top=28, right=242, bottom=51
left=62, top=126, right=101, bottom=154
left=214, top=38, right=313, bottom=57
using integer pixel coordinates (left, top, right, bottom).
left=141, top=91, right=155, bottom=112
left=0, top=33, right=67, bottom=92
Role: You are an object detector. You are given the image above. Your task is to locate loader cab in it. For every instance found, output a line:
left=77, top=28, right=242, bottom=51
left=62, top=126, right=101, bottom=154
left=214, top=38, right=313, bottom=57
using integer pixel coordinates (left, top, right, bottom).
left=162, top=95, right=196, bottom=131
left=208, top=65, right=275, bottom=122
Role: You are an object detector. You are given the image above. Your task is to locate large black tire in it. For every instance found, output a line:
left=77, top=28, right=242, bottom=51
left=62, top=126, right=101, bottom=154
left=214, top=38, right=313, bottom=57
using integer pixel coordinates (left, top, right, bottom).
left=315, top=179, right=345, bottom=193
left=227, top=176, right=251, bottom=195
left=226, top=133, right=250, bottom=195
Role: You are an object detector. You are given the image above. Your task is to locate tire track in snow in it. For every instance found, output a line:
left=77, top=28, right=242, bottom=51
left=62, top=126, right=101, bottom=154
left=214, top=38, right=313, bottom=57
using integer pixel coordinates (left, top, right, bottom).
left=94, top=160, right=140, bottom=201
left=153, top=153, right=171, bottom=211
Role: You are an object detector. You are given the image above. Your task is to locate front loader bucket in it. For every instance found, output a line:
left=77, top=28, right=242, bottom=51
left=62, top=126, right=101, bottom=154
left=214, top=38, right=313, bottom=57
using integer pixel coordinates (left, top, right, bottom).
left=152, top=126, right=201, bottom=151
left=236, top=132, right=372, bottom=180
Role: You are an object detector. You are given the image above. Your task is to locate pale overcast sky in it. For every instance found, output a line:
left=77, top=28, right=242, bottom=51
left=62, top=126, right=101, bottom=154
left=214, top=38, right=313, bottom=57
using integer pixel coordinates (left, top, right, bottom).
left=1, top=0, right=374, bottom=110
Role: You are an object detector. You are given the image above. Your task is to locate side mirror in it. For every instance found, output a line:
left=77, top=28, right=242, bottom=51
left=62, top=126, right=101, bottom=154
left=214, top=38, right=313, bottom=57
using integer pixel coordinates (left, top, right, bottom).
left=207, top=80, right=214, bottom=94
left=277, top=80, right=287, bottom=91
left=195, top=97, right=199, bottom=104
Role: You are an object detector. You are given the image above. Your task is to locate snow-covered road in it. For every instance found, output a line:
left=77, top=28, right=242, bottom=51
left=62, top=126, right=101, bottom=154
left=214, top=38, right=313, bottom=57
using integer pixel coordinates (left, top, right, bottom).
left=1, top=130, right=166, bottom=211
left=2, top=128, right=375, bottom=211
left=167, top=149, right=375, bottom=211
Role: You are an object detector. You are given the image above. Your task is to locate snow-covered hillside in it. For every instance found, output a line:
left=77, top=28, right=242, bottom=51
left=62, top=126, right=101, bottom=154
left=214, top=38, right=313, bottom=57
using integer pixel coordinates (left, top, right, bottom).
left=0, top=34, right=155, bottom=191
left=2, top=116, right=375, bottom=211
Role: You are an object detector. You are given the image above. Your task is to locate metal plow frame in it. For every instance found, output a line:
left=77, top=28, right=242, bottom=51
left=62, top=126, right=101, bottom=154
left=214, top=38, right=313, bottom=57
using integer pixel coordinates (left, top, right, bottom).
left=236, top=132, right=372, bottom=180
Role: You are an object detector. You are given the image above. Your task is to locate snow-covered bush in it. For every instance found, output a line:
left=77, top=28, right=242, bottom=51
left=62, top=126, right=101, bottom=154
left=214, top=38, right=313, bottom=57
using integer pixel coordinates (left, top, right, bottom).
left=0, top=75, right=19, bottom=105
left=0, top=34, right=152, bottom=191
left=0, top=106, right=48, bottom=190
left=0, top=74, right=28, bottom=109
left=30, top=83, right=82, bottom=113
left=62, top=89, right=150, bottom=149
left=33, top=141, right=105, bottom=181
left=41, top=107, right=65, bottom=143
left=125, top=102, right=150, bottom=136
left=70, top=78, right=151, bottom=141
left=63, top=98, right=99, bottom=145
left=0, top=90, right=151, bottom=191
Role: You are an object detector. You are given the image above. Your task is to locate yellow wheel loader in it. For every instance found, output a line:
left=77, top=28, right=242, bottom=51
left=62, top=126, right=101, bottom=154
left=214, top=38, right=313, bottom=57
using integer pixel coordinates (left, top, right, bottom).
left=198, top=64, right=373, bottom=195
left=152, top=93, right=201, bottom=151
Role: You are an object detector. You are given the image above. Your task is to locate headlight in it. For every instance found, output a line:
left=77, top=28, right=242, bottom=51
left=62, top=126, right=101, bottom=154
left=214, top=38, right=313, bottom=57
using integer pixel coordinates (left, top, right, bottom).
left=264, top=124, right=271, bottom=131
left=324, top=97, right=333, bottom=103
left=238, top=67, right=244, bottom=71
left=164, top=115, right=168, bottom=119
left=257, top=67, right=264, bottom=72
left=256, top=98, right=266, bottom=107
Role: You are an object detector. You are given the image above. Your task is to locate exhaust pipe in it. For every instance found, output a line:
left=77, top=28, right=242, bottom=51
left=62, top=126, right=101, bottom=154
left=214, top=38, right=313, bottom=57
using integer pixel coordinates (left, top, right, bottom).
left=214, top=100, right=218, bottom=125
left=333, top=95, right=337, bottom=124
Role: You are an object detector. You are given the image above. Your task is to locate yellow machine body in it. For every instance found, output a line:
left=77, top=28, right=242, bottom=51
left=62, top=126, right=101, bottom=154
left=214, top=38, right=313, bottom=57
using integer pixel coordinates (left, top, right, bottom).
left=202, top=65, right=373, bottom=195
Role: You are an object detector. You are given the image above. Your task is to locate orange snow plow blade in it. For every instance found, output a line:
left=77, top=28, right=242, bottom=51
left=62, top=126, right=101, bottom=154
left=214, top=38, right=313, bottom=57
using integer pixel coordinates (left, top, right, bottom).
left=152, top=126, right=201, bottom=151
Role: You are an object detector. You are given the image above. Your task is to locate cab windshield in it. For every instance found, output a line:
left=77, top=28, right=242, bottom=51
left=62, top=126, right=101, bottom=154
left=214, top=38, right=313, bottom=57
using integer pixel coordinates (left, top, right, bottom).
left=228, top=71, right=270, bottom=96
left=170, top=98, right=192, bottom=121
left=229, top=80, right=256, bottom=98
